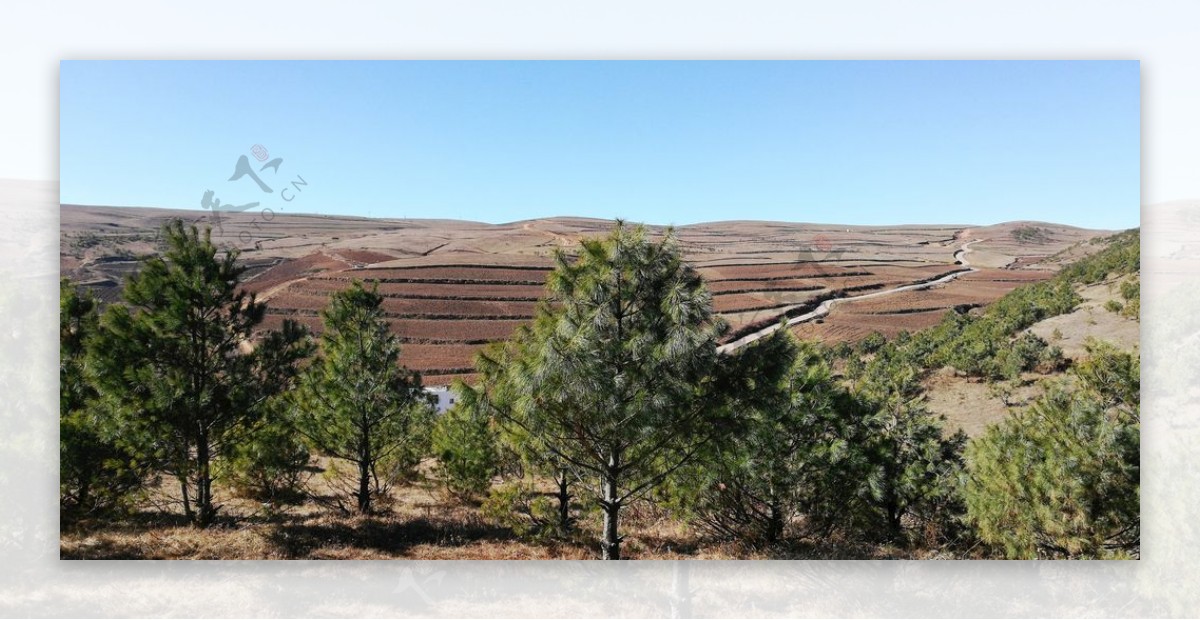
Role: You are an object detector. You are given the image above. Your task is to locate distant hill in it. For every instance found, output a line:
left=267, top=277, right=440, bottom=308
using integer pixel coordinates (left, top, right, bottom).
left=61, top=203, right=1113, bottom=384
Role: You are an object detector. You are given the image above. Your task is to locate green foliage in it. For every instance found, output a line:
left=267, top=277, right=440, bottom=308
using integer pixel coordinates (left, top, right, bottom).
left=218, top=401, right=312, bottom=505
left=668, top=336, right=858, bottom=544
left=294, top=279, right=433, bottom=514
left=60, top=278, right=146, bottom=520
left=1011, top=226, right=1052, bottom=244
left=847, top=228, right=1139, bottom=386
left=964, top=340, right=1140, bottom=558
left=832, top=232, right=1140, bottom=544
left=1119, top=278, right=1140, bottom=320
left=1057, top=229, right=1140, bottom=285
left=457, top=359, right=578, bottom=530
left=1073, top=339, right=1140, bottom=416
left=923, top=283, right=1076, bottom=380
left=1120, top=278, right=1139, bottom=301
left=480, top=481, right=561, bottom=539
left=860, top=331, right=887, bottom=354
left=855, top=378, right=967, bottom=543
left=993, top=332, right=1061, bottom=380
left=87, top=221, right=313, bottom=527
left=669, top=330, right=966, bottom=547
left=1105, top=299, right=1124, bottom=313
left=432, top=400, right=499, bottom=498
left=464, top=222, right=778, bottom=559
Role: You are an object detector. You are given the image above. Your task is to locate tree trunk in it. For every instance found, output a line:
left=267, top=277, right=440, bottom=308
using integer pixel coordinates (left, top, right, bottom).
left=881, top=472, right=903, bottom=542
left=76, top=470, right=92, bottom=514
left=766, top=500, right=784, bottom=545
left=357, top=459, right=372, bottom=514
left=357, top=416, right=372, bottom=514
left=601, top=468, right=621, bottom=560
left=555, top=469, right=572, bottom=533
left=885, top=441, right=902, bottom=541
left=180, top=475, right=193, bottom=523
left=195, top=431, right=214, bottom=527
left=888, top=503, right=903, bottom=541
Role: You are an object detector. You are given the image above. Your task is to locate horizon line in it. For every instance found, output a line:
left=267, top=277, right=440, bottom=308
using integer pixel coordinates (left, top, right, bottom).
left=59, top=202, right=1130, bottom=233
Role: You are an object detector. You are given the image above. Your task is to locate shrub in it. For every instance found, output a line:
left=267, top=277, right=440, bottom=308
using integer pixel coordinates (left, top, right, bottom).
left=480, top=482, right=560, bottom=538
left=671, top=338, right=855, bottom=545
left=432, top=402, right=499, bottom=499
left=219, top=403, right=312, bottom=505
left=60, top=278, right=147, bottom=521
left=1119, top=278, right=1140, bottom=320
left=964, top=341, right=1139, bottom=558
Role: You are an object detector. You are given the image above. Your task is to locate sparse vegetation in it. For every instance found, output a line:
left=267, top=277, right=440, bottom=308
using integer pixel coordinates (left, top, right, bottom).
left=293, top=280, right=434, bottom=514
left=61, top=219, right=1140, bottom=559
left=1119, top=277, right=1140, bottom=319
left=964, top=340, right=1139, bottom=558
left=1011, top=225, right=1052, bottom=244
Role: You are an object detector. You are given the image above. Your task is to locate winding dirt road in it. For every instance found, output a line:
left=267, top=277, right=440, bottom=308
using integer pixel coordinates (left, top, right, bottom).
left=717, top=238, right=984, bottom=354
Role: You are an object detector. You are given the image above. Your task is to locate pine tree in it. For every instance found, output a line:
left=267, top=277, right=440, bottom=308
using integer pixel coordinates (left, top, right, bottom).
left=466, top=222, right=743, bottom=559
left=294, top=280, right=434, bottom=514
left=964, top=340, right=1139, bottom=558
left=461, top=339, right=578, bottom=534
left=853, top=338, right=965, bottom=542
left=431, top=398, right=499, bottom=498
left=668, top=336, right=849, bottom=545
left=218, top=397, right=313, bottom=505
left=859, top=398, right=965, bottom=542
left=60, top=278, right=144, bottom=519
left=88, top=221, right=313, bottom=527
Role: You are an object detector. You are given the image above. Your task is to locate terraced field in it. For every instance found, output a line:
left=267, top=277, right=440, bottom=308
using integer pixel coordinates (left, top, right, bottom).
left=61, top=205, right=1111, bottom=385
left=791, top=268, right=1054, bottom=343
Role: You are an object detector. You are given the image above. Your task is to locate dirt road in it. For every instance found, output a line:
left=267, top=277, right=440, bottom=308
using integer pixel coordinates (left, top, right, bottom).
left=717, top=239, right=983, bottom=354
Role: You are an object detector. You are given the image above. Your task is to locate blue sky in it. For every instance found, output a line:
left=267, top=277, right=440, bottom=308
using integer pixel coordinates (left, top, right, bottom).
left=60, top=60, right=1139, bottom=229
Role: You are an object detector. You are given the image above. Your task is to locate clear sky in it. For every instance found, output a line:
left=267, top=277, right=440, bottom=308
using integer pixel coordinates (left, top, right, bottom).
left=60, top=60, right=1139, bottom=229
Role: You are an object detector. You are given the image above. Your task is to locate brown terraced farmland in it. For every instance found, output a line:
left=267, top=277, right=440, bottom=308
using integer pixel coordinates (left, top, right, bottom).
left=61, top=206, right=1111, bottom=383
left=791, top=269, right=1053, bottom=344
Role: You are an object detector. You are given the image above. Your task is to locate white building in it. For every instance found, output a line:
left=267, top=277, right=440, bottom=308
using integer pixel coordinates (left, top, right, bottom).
left=424, top=386, right=458, bottom=414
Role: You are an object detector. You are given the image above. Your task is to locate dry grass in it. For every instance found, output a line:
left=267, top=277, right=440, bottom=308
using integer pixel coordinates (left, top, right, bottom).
left=61, top=465, right=945, bottom=560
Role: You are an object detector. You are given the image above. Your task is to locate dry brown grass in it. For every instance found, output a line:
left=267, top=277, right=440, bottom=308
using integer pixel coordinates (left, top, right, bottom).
left=60, top=465, right=946, bottom=560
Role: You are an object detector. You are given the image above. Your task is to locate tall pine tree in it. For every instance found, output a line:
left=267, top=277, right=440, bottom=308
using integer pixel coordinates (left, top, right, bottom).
left=294, top=280, right=434, bottom=514
left=467, top=222, right=765, bottom=559
left=89, top=220, right=313, bottom=527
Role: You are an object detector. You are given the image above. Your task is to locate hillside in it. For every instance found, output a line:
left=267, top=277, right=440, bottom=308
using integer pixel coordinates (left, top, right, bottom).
left=59, top=206, right=1138, bottom=561
left=848, top=229, right=1142, bottom=437
left=61, top=204, right=1111, bottom=385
